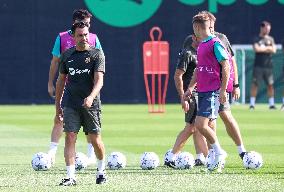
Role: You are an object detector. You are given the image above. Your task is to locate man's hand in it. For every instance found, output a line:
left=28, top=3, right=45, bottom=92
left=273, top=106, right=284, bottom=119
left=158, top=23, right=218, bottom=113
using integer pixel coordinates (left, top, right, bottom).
left=56, top=108, right=63, bottom=122
left=48, top=83, right=55, bottom=98
left=180, top=95, right=189, bottom=113
left=232, top=87, right=240, bottom=101
left=83, top=96, right=94, bottom=108
left=219, top=89, right=227, bottom=104
left=183, top=88, right=193, bottom=100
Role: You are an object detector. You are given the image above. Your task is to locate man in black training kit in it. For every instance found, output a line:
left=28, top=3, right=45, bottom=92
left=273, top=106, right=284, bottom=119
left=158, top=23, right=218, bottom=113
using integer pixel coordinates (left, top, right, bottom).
left=56, top=22, right=106, bottom=186
left=249, top=21, right=277, bottom=109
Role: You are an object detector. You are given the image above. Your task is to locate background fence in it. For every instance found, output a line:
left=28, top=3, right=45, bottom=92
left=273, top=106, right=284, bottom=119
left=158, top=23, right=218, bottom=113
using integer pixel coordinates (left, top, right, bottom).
left=233, top=44, right=283, bottom=104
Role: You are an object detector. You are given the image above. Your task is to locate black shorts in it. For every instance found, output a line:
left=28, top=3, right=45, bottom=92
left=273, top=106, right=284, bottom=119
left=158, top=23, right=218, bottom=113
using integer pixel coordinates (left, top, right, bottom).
left=185, top=95, right=197, bottom=124
left=63, top=106, right=102, bottom=134
left=252, top=67, right=274, bottom=85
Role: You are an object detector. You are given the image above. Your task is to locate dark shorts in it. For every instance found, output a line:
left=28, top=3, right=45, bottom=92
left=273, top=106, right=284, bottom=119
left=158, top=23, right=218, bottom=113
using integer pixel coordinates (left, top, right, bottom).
left=63, top=106, right=102, bottom=134
left=197, top=91, right=219, bottom=120
left=185, top=95, right=197, bottom=124
left=252, top=67, right=274, bottom=85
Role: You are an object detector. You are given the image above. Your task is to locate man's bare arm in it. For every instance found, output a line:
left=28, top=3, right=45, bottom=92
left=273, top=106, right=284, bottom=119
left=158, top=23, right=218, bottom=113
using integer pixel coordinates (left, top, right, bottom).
left=174, top=69, right=185, bottom=97
left=48, top=56, right=60, bottom=98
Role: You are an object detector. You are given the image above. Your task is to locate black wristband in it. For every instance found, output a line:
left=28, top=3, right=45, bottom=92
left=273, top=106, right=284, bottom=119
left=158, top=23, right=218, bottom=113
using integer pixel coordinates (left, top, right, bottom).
left=233, top=84, right=239, bottom=88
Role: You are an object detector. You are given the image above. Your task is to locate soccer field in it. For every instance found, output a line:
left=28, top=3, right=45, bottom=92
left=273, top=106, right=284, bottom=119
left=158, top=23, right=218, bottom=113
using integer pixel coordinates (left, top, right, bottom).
left=0, top=104, right=283, bottom=191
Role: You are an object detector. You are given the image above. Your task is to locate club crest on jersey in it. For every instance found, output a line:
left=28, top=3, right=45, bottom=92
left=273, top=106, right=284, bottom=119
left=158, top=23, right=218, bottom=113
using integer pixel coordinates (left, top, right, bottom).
left=85, top=57, right=91, bottom=64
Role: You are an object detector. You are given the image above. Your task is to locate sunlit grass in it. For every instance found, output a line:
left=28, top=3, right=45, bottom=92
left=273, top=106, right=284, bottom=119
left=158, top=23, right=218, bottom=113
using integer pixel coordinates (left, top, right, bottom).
left=0, top=104, right=283, bottom=191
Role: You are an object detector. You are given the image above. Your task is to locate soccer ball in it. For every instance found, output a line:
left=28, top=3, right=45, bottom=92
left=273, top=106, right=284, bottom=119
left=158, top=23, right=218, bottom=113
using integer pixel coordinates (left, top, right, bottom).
left=175, top=152, right=195, bottom=169
left=75, top=152, right=88, bottom=171
left=243, top=151, right=263, bottom=169
left=164, top=149, right=173, bottom=165
left=140, top=152, right=160, bottom=170
left=164, top=149, right=180, bottom=164
left=31, top=152, right=52, bottom=171
left=107, top=152, right=126, bottom=170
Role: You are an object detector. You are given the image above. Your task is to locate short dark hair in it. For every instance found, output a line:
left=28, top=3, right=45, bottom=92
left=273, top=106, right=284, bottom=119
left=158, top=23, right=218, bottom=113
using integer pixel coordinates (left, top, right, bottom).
left=71, top=21, right=89, bottom=34
left=72, top=9, right=92, bottom=22
left=261, top=21, right=271, bottom=27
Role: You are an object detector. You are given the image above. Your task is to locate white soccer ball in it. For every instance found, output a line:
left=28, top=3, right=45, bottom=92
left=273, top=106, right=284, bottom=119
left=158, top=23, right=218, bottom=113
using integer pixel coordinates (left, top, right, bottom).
left=175, top=152, right=195, bottom=169
left=140, top=152, right=160, bottom=170
left=243, top=151, right=263, bottom=169
left=31, top=152, right=52, bottom=171
left=164, top=149, right=173, bottom=165
left=75, top=152, right=88, bottom=171
left=107, top=152, right=127, bottom=170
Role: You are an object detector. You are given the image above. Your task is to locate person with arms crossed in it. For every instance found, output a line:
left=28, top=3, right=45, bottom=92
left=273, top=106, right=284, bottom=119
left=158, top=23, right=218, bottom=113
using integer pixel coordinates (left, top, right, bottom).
left=249, top=21, right=277, bottom=109
left=56, top=22, right=106, bottom=186
left=185, top=13, right=230, bottom=172
left=47, top=9, right=102, bottom=165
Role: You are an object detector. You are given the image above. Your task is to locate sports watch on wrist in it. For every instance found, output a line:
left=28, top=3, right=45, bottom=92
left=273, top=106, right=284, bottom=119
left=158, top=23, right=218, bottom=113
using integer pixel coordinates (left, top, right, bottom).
left=233, top=84, right=239, bottom=88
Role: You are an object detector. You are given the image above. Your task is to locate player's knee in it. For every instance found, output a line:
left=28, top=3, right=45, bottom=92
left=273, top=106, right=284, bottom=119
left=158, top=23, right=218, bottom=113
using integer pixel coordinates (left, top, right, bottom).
left=65, top=132, right=77, bottom=143
left=184, top=124, right=195, bottom=134
left=219, top=111, right=231, bottom=121
left=194, top=122, right=205, bottom=132
left=196, top=126, right=207, bottom=136
left=91, top=134, right=103, bottom=146
left=54, top=116, right=63, bottom=126
left=194, top=122, right=201, bottom=129
left=53, top=122, right=63, bottom=130
left=220, top=110, right=234, bottom=120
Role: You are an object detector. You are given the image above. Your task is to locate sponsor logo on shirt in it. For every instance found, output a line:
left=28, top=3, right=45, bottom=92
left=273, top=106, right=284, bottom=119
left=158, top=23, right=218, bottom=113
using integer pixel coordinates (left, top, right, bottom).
left=197, top=66, right=214, bottom=73
left=68, top=68, right=90, bottom=75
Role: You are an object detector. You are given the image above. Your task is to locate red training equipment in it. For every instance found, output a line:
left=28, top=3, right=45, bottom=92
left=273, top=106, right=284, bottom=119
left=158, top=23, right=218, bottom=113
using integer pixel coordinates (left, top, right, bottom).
left=143, top=27, right=169, bottom=113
